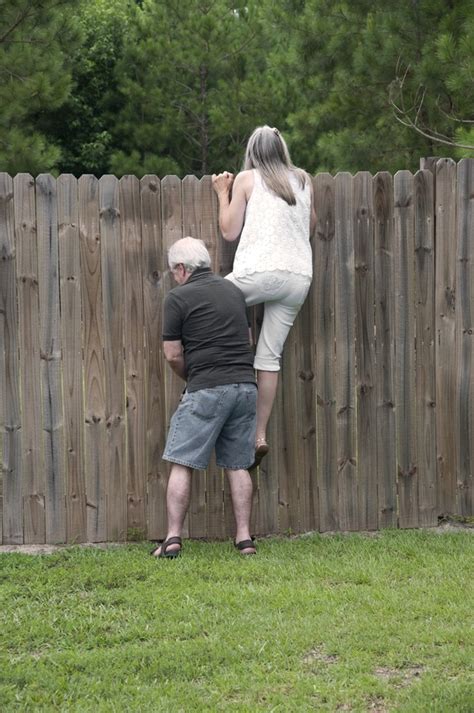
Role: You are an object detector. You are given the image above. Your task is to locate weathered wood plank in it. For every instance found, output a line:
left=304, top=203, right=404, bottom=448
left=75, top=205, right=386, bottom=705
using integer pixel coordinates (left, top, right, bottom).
left=435, top=159, right=458, bottom=516
left=456, top=159, right=474, bottom=516
left=199, top=175, right=226, bottom=539
left=313, top=173, right=337, bottom=532
left=100, top=175, right=127, bottom=541
left=280, top=324, right=301, bottom=533
left=256, top=376, right=280, bottom=536
left=335, top=173, right=357, bottom=530
left=374, top=172, right=397, bottom=528
left=15, top=174, right=45, bottom=543
left=295, top=289, right=318, bottom=533
left=140, top=175, right=167, bottom=541
left=120, top=175, right=146, bottom=538
left=394, top=170, right=418, bottom=528
left=183, top=175, right=207, bottom=538
left=58, top=175, right=87, bottom=542
left=353, top=172, right=377, bottom=530
left=0, top=173, right=22, bottom=544
left=36, top=174, right=66, bottom=543
left=414, top=169, right=437, bottom=526
left=161, top=175, right=189, bottom=537
left=79, top=175, right=107, bottom=542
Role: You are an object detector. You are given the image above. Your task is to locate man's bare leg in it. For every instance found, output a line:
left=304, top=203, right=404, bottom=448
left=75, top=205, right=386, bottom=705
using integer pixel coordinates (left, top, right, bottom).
left=225, top=468, right=256, bottom=554
left=151, top=464, right=192, bottom=556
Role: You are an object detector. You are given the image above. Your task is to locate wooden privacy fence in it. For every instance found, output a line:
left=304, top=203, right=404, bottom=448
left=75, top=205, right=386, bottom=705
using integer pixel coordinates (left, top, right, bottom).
left=0, top=159, right=473, bottom=544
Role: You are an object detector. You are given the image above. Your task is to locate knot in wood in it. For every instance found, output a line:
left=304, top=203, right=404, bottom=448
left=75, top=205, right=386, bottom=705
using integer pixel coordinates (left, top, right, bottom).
left=445, top=286, right=455, bottom=310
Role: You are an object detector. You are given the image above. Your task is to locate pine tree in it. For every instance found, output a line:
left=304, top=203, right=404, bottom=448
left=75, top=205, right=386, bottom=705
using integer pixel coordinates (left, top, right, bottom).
left=40, top=0, right=131, bottom=177
left=0, top=0, right=81, bottom=174
left=269, top=0, right=474, bottom=174
left=109, top=0, right=279, bottom=177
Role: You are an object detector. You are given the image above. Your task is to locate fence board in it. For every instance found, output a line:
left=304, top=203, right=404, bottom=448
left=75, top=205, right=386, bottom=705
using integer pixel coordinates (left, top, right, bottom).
left=182, top=175, right=207, bottom=538
left=120, top=176, right=146, bottom=537
left=335, top=173, right=357, bottom=530
left=435, top=159, right=458, bottom=515
left=394, top=171, right=418, bottom=528
left=79, top=175, right=106, bottom=542
left=58, top=175, right=87, bottom=542
left=313, top=174, right=337, bottom=531
left=15, top=174, right=45, bottom=543
left=354, top=172, right=377, bottom=530
left=199, top=176, right=226, bottom=539
left=0, top=173, right=22, bottom=544
left=280, top=327, right=301, bottom=533
left=100, top=175, right=127, bottom=541
left=414, top=169, right=437, bottom=526
left=456, top=159, right=474, bottom=516
left=140, top=175, right=167, bottom=540
left=296, top=292, right=318, bottom=532
left=161, top=175, right=188, bottom=537
left=36, top=174, right=66, bottom=543
left=374, top=172, right=397, bottom=528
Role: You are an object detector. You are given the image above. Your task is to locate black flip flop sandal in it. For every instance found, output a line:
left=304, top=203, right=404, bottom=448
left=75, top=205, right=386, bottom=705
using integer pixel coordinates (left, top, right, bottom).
left=150, top=536, right=182, bottom=559
left=235, top=539, right=256, bottom=555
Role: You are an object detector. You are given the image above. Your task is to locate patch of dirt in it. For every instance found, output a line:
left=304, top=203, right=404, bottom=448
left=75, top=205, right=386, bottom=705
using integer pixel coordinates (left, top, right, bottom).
left=374, top=665, right=424, bottom=688
left=366, top=695, right=389, bottom=712
left=0, top=542, right=127, bottom=555
left=303, top=646, right=338, bottom=665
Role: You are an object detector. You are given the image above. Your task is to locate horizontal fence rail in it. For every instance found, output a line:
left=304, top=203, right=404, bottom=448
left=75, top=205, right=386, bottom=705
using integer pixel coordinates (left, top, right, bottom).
left=0, top=160, right=473, bottom=544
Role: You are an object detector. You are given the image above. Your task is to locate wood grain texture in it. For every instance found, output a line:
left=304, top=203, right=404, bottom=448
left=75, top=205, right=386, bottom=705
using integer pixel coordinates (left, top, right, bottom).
left=58, top=175, right=87, bottom=542
left=140, top=175, right=167, bottom=540
left=414, top=169, right=437, bottom=526
left=335, top=173, right=357, bottom=530
left=100, top=175, right=127, bottom=541
left=456, top=159, right=474, bottom=516
left=435, top=159, right=458, bottom=516
left=79, top=175, right=107, bottom=542
left=313, top=173, right=337, bottom=532
left=353, top=172, right=377, bottom=530
left=36, top=174, right=66, bottom=543
left=120, top=176, right=146, bottom=536
left=374, top=172, right=397, bottom=528
left=394, top=171, right=418, bottom=528
left=0, top=173, right=22, bottom=543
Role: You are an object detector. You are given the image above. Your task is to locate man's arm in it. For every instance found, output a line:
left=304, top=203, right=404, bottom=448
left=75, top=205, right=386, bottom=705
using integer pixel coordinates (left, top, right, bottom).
left=163, top=340, right=186, bottom=380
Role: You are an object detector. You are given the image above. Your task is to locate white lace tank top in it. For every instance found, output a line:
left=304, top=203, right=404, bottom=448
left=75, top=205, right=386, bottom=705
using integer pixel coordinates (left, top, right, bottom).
left=232, top=169, right=312, bottom=278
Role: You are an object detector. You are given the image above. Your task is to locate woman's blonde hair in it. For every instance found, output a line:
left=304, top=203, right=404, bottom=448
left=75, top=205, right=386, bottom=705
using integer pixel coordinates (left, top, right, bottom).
left=243, top=125, right=308, bottom=205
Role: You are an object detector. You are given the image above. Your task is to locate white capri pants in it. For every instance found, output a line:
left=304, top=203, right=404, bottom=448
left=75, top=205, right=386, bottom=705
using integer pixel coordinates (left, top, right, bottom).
left=226, top=270, right=312, bottom=372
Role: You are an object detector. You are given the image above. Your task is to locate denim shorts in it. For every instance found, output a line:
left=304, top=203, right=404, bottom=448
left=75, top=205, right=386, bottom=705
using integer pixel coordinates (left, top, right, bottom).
left=163, top=383, right=257, bottom=470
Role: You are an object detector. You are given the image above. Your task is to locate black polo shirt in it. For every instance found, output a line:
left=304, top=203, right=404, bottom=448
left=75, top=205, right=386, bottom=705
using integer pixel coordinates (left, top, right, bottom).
left=162, top=268, right=256, bottom=392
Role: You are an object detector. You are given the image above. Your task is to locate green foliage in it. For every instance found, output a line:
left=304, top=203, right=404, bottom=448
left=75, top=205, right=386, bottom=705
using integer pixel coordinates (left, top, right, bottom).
left=1, top=0, right=472, bottom=176
left=0, top=0, right=81, bottom=174
left=108, top=0, right=280, bottom=177
left=1, top=531, right=473, bottom=710
left=41, top=0, right=132, bottom=176
left=269, top=0, right=474, bottom=173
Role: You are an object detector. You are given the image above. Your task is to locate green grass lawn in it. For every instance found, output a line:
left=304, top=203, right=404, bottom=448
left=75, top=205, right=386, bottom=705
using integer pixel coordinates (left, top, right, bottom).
left=1, top=530, right=473, bottom=712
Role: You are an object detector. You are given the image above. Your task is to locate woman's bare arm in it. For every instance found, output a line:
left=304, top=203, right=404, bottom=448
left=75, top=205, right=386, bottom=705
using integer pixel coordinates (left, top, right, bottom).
left=212, top=170, right=253, bottom=241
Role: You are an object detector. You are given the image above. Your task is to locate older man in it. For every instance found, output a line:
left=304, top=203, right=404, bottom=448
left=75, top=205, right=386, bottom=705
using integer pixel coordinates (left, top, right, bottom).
left=150, top=237, right=257, bottom=558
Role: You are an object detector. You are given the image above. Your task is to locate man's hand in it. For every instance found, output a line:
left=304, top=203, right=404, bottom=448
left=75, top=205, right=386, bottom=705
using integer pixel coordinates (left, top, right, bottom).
left=163, top=340, right=186, bottom=380
left=212, top=172, right=235, bottom=197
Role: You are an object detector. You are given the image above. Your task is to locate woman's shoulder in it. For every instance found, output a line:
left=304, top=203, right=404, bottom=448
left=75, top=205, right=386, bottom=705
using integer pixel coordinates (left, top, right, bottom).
left=234, top=170, right=255, bottom=200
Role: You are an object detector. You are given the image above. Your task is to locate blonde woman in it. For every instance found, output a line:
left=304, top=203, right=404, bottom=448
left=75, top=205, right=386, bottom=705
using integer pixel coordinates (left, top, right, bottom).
left=212, top=125, right=316, bottom=468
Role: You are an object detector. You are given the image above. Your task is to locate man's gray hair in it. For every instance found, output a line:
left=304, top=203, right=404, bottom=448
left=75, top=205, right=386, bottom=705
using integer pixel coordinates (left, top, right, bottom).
left=168, top=236, right=211, bottom=272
